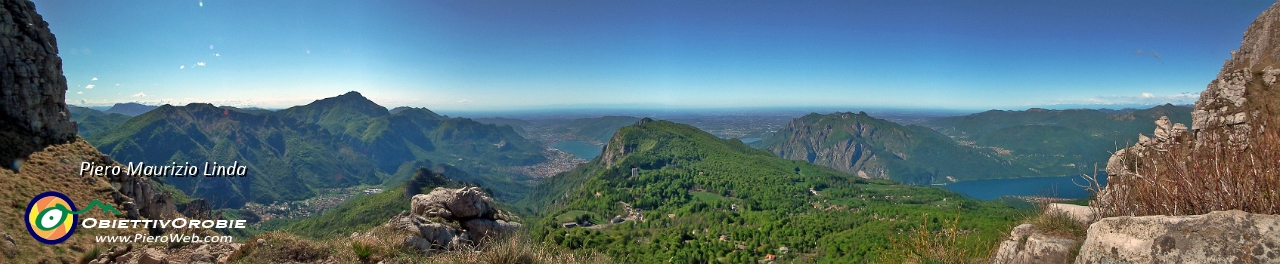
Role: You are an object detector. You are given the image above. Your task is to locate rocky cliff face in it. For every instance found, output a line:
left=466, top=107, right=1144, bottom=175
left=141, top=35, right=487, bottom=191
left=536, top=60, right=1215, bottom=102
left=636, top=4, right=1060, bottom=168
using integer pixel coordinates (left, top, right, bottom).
left=760, top=112, right=1030, bottom=183
left=601, top=118, right=652, bottom=168
left=1190, top=2, right=1280, bottom=135
left=0, top=0, right=77, bottom=166
left=1107, top=2, right=1280, bottom=184
left=766, top=113, right=889, bottom=179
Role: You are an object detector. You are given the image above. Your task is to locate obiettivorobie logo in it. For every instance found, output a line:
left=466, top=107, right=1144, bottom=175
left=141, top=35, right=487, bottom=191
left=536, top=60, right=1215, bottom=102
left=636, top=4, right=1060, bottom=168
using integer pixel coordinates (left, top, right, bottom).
left=24, top=191, right=120, bottom=245
left=24, top=191, right=247, bottom=245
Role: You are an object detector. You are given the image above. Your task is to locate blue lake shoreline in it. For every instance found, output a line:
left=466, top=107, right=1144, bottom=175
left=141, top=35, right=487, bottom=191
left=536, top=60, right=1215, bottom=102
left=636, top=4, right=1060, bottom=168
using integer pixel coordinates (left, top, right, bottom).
left=937, top=174, right=1109, bottom=200
left=553, top=140, right=603, bottom=160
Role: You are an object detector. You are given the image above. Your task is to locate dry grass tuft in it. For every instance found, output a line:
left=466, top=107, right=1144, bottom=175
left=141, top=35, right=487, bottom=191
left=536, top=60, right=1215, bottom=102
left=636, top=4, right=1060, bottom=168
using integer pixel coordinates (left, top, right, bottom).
left=881, top=214, right=991, bottom=264
left=228, top=226, right=610, bottom=264
left=426, top=234, right=610, bottom=264
left=1029, top=207, right=1087, bottom=240
left=228, top=232, right=331, bottom=263
left=1097, top=118, right=1280, bottom=217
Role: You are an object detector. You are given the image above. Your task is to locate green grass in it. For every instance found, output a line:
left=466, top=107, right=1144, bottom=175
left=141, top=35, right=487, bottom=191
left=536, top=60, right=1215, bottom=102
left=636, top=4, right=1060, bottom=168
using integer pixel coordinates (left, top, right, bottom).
left=282, top=187, right=411, bottom=239
left=554, top=210, right=602, bottom=223
left=689, top=191, right=731, bottom=203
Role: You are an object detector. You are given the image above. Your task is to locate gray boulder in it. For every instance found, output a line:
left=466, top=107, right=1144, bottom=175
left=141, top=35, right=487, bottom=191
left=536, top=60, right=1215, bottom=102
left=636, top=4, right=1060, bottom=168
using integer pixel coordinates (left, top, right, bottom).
left=464, top=219, right=523, bottom=241
left=1045, top=203, right=1098, bottom=227
left=411, top=187, right=497, bottom=220
left=1076, top=210, right=1280, bottom=264
left=991, top=224, right=1079, bottom=264
left=387, top=211, right=460, bottom=250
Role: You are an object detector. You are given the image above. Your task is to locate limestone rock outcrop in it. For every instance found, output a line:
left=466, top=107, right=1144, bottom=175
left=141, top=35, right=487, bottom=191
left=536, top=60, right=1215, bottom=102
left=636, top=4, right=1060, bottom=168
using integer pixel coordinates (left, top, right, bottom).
left=991, top=203, right=1101, bottom=264
left=1045, top=203, right=1098, bottom=227
left=991, top=224, right=1079, bottom=264
left=412, top=187, right=498, bottom=220
left=1190, top=1, right=1280, bottom=134
left=1103, top=116, right=1188, bottom=177
left=1, top=0, right=78, bottom=169
left=1075, top=210, right=1280, bottom=263
left=393, top=187, right=521, bottom=252
left=0, top=0, right=77, bottom=138
left=766, top=113, right=889, bottom=179
left=601, top=118, right=653, bottom=168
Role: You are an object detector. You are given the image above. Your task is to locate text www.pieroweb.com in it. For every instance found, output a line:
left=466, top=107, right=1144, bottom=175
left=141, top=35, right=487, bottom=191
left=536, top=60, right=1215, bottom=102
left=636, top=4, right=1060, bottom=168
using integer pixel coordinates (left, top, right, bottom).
left=94, top=233, right=233, bottom=243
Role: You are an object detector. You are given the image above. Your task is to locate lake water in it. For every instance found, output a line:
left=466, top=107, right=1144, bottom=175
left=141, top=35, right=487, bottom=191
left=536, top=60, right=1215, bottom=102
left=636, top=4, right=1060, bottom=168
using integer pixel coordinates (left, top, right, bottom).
left=553, top=141, right=602, bottom=160
left=738, top=138, right=761, bottom=144
left=938, top=174, right=1109, bottom=200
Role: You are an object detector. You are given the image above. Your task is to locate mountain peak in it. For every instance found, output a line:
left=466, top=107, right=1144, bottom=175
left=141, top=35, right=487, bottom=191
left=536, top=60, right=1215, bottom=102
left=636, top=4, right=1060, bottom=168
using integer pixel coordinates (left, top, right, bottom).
left=338, top=91, right=365, bottom=98
left=104, top=102, right=159, bottom=116
left=634, top=117, right=655, bottom=126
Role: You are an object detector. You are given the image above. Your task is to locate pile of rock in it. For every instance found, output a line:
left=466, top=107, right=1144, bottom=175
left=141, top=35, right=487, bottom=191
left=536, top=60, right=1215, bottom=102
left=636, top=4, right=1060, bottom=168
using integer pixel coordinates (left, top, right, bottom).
left=84, top=241, right=242, bottom=264
left=990, top=204, right=1095, bottom=264
left=387, top=187, right=522, bottom=252
left=990, top=204, right=1280, bottom=263
left=1077, top=210, right=1280, bottom=263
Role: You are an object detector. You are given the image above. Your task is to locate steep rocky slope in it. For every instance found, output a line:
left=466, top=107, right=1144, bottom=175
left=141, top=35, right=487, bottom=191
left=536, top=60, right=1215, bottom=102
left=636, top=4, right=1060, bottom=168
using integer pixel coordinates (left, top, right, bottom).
left=761, top=112, right=1030, bottom=184
left=0, top=1, right=178, bottom=262
left=0, top=0, right=77, bottom=168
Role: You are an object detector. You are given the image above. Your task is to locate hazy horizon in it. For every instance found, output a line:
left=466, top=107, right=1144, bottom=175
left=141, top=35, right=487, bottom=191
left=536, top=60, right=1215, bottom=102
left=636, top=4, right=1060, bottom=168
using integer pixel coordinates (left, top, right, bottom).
left=35, top=0, right=1273, bottom=110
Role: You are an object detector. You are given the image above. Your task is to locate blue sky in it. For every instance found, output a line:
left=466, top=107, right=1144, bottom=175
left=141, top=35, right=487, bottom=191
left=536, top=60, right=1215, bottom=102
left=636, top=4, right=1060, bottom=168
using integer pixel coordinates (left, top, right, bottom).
left=34, top=0, right=1276, bottom=111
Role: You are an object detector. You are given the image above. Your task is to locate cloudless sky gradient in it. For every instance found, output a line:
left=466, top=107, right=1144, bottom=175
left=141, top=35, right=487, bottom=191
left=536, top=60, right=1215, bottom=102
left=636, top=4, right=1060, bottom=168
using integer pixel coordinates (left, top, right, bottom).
left=31, top=0, right=1277, bottom=111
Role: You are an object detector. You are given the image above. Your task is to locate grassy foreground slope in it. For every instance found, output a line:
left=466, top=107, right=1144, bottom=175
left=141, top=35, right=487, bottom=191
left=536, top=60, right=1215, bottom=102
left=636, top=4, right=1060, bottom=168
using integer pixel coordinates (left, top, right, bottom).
left=527, top=119, right=1025, bottom=262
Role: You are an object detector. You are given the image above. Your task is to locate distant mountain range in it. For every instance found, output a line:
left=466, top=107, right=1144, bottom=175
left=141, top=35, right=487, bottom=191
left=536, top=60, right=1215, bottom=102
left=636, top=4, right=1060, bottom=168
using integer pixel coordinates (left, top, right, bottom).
left=921, top=104, right=1192, bottom=176
left=752, top=105, right=1192, bottom=183
left=88, top=91, right=547, bottom=208
left=276, top=91, right=544, bottom=173
left=559, top=116, right=641, bottom=143
left=758, top=112, right=1031, bottom=184
left=68, top=105, right=131, bottom=139
left=91, top=103, right=381, bottom=208
left=103, top=102, right=159, bottom=116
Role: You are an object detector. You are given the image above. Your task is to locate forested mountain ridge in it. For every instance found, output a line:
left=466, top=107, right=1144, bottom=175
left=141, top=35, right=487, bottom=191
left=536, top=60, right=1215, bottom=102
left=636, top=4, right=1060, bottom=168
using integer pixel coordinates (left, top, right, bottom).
left=69, top=105, right=131, bottom=138
left=922, top=104, right=1193, bottom=176
left=526, top=118, right=1023, bottom=262
left=91, top=103, right=380, bottom=208
left=276, top=92, right=545, bottom=173
left=760, top=112, right=1031, bottom=184
left=90, top=92, right=547, bottom=205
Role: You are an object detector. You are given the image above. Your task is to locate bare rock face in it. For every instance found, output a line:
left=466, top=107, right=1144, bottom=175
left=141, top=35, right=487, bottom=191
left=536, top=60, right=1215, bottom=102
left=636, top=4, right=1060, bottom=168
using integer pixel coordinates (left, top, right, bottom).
left=1103, top=116, right=1188, bottom=176
left=765, top=113, right=894, bottom=179
left=1046, top=203, right=1099, bottom=227
left=1075, top=210, right=1280, bottom=264
left=397, top=187, right=521, bottom=253
left=991, top=224, right=1079, bottom=264
left=1, top=0, right=78, bottom=169
left=1190, top=2, right=1280, bottom=134
left=0, top=0, right=76, bottom=138
left=388, top=211, right=460, bottom=251
left=412, top=187, right=498, bottom=220
left=463, top=218, right=522, bottom=241
left=601, top=118, right=653, bottom=168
